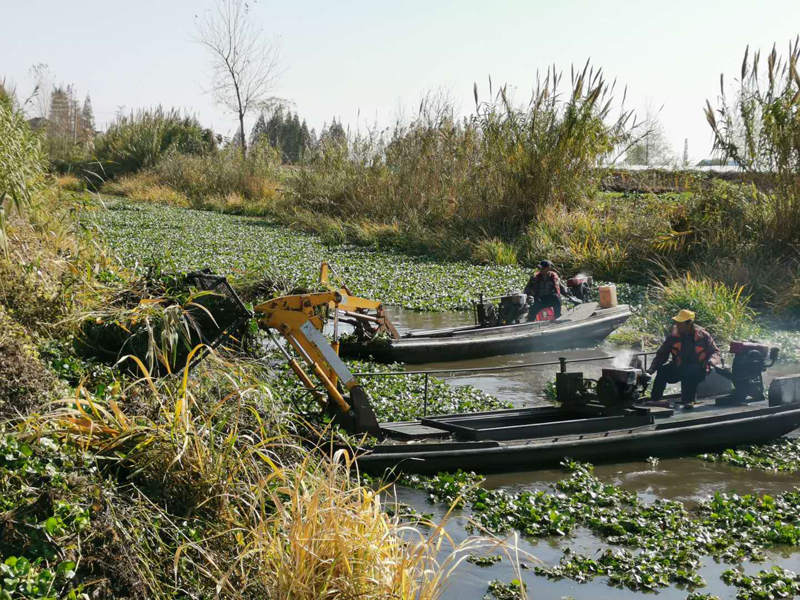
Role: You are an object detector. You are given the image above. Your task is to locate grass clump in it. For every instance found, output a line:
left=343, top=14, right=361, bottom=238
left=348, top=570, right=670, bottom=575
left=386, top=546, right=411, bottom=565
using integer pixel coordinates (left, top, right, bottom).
left=611, top=274, right=760, bottom=348
left=473, top=238, right=519, bottom=266
left=0, top=95, right=47, bottom=258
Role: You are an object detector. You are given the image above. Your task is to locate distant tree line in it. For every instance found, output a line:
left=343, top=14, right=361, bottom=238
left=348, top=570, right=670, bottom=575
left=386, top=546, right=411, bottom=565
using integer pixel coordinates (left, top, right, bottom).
left=46, top=85, right=96, bottom=162
left=249, top=108, right=346, bottom=164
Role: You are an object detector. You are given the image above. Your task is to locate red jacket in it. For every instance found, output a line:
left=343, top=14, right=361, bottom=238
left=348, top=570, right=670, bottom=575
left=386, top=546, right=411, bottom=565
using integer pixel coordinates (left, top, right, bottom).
left=524, top=271, right=560, bottom=298
left=649, top=325, right=721, bottom=373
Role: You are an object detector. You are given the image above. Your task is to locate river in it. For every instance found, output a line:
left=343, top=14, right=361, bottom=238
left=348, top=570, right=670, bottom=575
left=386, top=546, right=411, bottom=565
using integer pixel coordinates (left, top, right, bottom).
left=382, top=307, right=800, bottom=599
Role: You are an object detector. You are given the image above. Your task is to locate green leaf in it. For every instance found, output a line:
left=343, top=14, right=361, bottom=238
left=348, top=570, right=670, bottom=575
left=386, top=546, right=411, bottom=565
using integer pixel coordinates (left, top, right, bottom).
left=44, top=517, right=58, bottom=535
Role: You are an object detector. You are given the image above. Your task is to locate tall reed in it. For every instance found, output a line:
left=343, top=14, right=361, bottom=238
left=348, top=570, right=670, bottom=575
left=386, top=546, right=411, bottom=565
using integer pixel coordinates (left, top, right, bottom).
left=288, top=65, right=632, bottom=241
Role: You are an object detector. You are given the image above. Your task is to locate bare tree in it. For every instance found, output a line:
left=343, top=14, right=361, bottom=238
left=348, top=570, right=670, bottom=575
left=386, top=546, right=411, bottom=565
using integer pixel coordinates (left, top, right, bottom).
left=27, top=64, right=54, bottom=119
left=195, top=0, right=282, bottom=156
left=622, top=101, right=674, bottom=167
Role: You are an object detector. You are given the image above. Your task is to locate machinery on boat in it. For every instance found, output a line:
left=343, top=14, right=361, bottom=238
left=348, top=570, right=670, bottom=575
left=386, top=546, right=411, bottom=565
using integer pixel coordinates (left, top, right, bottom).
left=185, top=267, right=800, bottom=475
left=476, top=274, right=593, bottom=327
left=714, top=341, right=781, bottom=403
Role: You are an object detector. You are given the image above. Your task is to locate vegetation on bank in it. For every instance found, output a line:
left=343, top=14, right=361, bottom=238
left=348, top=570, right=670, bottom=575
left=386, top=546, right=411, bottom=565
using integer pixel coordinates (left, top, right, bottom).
left=1, top=99, right=516, bottom=599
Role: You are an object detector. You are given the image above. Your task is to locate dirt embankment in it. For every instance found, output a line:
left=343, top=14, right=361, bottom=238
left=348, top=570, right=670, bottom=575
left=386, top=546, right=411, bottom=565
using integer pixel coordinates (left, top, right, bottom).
left=599, top=168, right=752, bottom=194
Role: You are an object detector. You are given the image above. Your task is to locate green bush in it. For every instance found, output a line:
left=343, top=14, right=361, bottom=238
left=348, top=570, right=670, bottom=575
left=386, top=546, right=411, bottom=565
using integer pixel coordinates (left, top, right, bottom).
left=629, top=274, right=760, bottom=345
left=94, top=107, right=215, bottom=178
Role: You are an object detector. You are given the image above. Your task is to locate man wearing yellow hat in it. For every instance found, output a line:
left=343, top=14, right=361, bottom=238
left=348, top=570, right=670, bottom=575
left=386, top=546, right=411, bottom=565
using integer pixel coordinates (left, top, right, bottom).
left=646, top=309, right=721, bottom=408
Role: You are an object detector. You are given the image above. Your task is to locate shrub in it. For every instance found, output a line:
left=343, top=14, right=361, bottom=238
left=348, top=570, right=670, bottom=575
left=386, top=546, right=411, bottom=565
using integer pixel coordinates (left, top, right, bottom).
left=633, top=274, right=760, bottom=345
left=94, top=107, right=215, bottom=178
left=0, top=101, right=46, bottom=257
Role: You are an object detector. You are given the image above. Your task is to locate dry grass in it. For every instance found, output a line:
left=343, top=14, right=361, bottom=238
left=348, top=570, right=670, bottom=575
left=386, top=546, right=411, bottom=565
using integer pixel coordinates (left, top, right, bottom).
left=104, top=173, right=191, bottom=207
left=30, top=353, right=514, bottom=598
left=54, top=173, right=85, bottom=192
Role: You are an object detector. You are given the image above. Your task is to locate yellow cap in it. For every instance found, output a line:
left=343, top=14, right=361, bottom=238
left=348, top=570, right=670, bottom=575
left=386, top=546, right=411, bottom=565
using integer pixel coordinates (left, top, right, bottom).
left=672, top=309, right=695, bottom=323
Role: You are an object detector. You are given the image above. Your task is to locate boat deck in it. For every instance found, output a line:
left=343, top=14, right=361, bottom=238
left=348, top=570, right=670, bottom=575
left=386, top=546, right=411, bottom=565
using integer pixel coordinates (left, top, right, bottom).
left=379, top=395, right=789, bottom=446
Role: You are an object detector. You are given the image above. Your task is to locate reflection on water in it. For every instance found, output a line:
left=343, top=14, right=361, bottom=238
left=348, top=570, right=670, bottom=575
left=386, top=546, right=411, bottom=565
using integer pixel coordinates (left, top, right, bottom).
left=382, top=307, right=800, bottom=599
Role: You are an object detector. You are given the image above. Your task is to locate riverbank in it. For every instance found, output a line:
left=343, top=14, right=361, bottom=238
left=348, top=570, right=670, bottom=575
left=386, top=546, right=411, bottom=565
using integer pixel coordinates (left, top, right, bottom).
left=1, top=184, right=514, bottom=598
left=4, top=185, right=800, bottom=599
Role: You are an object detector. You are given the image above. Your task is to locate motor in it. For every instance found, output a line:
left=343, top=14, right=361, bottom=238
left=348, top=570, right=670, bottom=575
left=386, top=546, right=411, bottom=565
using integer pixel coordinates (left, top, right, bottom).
left=556, top=367, right=651, bottom=412
left=596, top=367, right=652, bottom=407
left=714, top=341, right=780, bottom=403
left=565, top=274, right=593, bottom=302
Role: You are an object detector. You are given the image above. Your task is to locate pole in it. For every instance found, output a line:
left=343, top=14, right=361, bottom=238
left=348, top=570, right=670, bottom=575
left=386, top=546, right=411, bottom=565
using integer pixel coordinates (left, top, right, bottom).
left=559, top=356, right=567, bottom=373
left=423, top=373, right=429, bottom=416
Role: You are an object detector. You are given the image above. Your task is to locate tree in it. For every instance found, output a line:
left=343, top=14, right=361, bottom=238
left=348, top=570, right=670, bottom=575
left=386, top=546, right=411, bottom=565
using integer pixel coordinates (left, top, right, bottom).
left=48, top=85, right=75, bottom=160
left=320, top=118, right=347, bottom=149
left=682, top=139, right=689, bottom=169
left=624, top=102, right=673, bottom=167
left=80, top=94, right=96, bottom=149
left=249, top=112, right=268, bottom=147
left=195, top=0, right=282, bottom=156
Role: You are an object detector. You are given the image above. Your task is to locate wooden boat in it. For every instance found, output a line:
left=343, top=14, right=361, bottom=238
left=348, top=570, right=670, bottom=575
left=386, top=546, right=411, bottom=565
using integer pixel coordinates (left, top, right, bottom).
left=342, top=301, right=632, bottom=364
left=354, top=373, right=800, bottom=475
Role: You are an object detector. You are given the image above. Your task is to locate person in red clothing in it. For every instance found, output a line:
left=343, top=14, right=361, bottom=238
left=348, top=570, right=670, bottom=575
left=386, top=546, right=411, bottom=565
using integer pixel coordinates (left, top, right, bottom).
left=524, top=260, right=562, bottom=321
left=646, top=309, right=721, bottom=408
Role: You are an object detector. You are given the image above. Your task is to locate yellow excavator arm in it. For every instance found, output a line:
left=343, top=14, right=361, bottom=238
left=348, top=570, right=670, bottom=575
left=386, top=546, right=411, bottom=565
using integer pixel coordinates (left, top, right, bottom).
left=252, top=264, right=397, bottom=436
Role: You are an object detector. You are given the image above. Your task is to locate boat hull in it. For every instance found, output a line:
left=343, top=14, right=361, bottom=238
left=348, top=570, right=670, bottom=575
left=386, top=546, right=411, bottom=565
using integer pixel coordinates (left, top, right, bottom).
left=345, top=303, right=632, bottom=364
left=357, top=403, right=800, bottom=475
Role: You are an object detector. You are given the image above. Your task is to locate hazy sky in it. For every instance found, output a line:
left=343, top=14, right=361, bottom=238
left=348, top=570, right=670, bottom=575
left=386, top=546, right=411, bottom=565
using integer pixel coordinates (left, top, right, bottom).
left=3, top=0, right=800, bottom=162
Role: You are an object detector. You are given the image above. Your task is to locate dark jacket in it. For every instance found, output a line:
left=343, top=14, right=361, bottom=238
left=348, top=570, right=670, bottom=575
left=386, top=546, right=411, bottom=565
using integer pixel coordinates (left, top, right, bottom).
left=524, top=271, right=560, bottom=298
left=649, top=325, right=721, bottom=374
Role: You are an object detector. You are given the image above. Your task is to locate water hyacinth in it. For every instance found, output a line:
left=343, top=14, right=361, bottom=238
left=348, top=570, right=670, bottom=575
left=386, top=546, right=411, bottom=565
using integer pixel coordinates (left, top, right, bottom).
left=267, top=355, right=511, bottom=423
left=395, top=461, right=800, bottom=594
left=85, top=199, right=645, bottom=312
left=699, top=438, right=800, bottom=473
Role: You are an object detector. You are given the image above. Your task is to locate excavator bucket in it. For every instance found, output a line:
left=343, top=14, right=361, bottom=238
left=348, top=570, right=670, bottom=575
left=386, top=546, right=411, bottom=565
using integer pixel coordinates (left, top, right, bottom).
left=184, top=270, right=253, bottom=371
left=333, top=385, right=382, bottom=437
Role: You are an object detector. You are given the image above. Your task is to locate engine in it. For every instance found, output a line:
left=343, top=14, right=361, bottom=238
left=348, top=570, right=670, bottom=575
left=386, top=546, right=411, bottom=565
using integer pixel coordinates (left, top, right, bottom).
left=565, top=274, right=593, bottom=301
left=714, top=341, right=779, bottom=403
left=556, top=367, right=651, bottom=415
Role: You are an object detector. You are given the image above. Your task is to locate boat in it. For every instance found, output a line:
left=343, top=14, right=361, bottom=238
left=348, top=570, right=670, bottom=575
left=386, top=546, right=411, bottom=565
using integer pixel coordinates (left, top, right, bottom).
left=341, top=301, right=632, bottom=364
left=354, top=366, right=800, bottom=475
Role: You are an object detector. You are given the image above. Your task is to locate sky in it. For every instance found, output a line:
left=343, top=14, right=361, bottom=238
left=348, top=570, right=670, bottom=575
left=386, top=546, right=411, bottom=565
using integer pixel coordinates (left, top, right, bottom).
left=3, top=0, right=800, bottom=162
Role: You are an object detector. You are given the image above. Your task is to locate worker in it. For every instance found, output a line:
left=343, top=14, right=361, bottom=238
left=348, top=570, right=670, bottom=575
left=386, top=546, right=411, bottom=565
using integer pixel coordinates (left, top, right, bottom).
left=646, top=309, right=721, bottom=408
left=524, top=260, right=562, bottom=321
